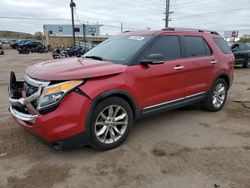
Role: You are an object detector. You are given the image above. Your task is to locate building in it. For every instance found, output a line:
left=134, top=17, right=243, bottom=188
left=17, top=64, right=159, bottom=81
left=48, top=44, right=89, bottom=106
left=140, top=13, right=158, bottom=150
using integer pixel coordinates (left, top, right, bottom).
left=43, top=24, right=102, bottom=37
left=43, top=24, right=108, bottom=48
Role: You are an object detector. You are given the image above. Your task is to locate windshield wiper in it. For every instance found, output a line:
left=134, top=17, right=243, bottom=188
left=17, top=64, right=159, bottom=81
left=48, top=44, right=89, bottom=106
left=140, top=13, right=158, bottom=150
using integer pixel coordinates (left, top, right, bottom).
left=84, top=56, right=104, bottom=61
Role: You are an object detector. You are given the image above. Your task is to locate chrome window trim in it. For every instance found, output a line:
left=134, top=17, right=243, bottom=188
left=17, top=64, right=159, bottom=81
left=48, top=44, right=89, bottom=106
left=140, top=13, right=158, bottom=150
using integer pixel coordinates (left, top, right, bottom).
left=24, top=75, right=50, bottom=88
left=143, top=92, right=206, bottom=110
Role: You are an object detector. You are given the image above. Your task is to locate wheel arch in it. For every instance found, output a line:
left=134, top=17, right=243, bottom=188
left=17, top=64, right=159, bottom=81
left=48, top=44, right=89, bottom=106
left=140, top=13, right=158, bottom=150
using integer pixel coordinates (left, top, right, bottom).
left=215, top=73, right=230, bottom=88
left=88, top=90, right=139, bottom=121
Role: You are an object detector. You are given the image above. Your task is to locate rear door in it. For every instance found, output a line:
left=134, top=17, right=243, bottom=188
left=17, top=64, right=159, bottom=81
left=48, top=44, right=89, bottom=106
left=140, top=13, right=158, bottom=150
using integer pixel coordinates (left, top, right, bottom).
left=179, top=35, right=215, bottom=96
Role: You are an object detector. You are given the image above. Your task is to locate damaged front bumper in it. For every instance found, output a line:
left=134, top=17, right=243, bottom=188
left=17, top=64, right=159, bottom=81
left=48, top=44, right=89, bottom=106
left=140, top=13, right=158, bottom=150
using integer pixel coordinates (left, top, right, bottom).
left=8, top=72, right=44, bottom=124
left=9, top=105, right=38, bottom=123
left=8, top=71, right=92, bottom=145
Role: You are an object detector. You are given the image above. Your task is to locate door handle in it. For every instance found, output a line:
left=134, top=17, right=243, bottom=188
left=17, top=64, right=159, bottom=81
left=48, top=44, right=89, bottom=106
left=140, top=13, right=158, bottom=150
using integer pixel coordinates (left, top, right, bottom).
left=210, top=60, right=218, bottom=64
left=174, top=65, right=185, bottom=70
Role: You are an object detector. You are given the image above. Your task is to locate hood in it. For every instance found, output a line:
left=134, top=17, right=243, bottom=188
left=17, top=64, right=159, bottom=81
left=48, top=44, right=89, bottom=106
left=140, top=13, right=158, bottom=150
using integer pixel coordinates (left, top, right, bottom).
left=26, top=58, right=127, bottom=81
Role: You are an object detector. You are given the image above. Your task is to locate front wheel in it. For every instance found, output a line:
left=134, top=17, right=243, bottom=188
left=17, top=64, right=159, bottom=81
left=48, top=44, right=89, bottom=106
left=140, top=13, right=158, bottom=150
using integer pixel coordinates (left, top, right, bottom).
left=89, top=97, right=133, bottom=150
left=202, top=78, right=228, bottom=112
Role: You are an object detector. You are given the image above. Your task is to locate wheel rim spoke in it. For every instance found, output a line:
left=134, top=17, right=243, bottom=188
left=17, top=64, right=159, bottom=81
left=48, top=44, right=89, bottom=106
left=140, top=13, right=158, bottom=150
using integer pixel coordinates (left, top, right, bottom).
left=114, top=113, right=126, bottom=122
left=113, top=125, right=121, bottom=134
left=97, top=125, right=108, bottom=136
left=114, top=121, right=127, bottom=126
left=109, top=128, right=116, bottom=141
left=113, top=106, right=121, bottom=117
left=108, top=106, right=114, bottom=117
left=100, top=112, right=107, bottom=120
left=102, top=127, right=109, bottom=142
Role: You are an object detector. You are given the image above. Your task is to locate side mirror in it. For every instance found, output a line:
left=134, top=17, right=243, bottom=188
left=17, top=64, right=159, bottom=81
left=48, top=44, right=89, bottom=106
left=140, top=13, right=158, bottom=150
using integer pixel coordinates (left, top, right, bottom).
left=140, top=54, right=165, bottom=65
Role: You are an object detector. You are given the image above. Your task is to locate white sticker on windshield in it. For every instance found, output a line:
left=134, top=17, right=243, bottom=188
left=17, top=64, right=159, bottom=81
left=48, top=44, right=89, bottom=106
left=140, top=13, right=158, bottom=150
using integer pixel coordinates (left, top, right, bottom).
left=129, top=36, right=145, bottom=41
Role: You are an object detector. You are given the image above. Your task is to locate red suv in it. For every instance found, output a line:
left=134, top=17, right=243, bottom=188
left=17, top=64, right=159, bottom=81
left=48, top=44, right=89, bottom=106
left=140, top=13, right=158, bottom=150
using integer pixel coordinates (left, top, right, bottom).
left=9, top=28, right=234, bottom=150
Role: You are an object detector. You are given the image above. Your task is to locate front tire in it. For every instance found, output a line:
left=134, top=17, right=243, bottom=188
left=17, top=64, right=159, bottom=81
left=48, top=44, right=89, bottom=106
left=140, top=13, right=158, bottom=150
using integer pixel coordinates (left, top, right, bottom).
left=89, top=97, right=133, bottom=150
left=202, top=78, right=228, bottom=112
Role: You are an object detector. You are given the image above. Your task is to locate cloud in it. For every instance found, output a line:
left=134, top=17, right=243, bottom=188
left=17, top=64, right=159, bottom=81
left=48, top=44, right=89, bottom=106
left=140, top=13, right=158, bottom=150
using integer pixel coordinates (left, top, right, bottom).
left=0, top=0, right=250, bottom=36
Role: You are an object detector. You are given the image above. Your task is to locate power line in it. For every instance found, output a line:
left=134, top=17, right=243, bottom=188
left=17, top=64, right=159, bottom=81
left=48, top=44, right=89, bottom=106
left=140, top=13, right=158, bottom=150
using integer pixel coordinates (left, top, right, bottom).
left=172, top=6, right=250, bottom=20
left=0, top=16, right=73, bottom=21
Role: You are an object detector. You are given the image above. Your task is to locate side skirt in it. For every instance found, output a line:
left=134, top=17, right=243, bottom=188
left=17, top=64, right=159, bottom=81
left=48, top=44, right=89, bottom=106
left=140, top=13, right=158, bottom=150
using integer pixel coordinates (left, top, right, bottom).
left=141, top=93, right=206, bottom=116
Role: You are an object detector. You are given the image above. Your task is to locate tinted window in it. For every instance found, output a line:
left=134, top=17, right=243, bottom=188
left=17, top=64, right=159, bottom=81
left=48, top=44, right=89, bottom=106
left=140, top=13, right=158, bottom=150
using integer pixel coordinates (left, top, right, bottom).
left=213, top=38, right=232, bottom=54
left=182, top=36, right=212, bottom=57
left=145, top=36, right=181, bottom=60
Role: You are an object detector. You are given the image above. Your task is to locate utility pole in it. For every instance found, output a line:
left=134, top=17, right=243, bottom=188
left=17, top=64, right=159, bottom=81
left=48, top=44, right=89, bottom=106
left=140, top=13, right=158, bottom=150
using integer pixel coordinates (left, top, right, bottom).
left=70, top=0, right=76, bottom=47
left=83, top=23, right=86, bottom=51
left=165, top=0, right=170, bottom=28
left=121, top=22, right=123, bottom=33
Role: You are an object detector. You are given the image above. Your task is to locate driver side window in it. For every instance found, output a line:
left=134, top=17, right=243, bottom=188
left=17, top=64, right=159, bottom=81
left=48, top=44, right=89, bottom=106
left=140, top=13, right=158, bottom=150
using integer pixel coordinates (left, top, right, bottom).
left=145, top=36, right=181, bottom=61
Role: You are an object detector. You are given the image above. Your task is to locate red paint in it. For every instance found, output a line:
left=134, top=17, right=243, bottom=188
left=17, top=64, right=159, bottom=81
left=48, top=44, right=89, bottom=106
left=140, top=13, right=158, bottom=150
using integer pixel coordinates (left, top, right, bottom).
left=14, top=92, right=91, bottom=142
left=26, top=58, right=127, bottom=81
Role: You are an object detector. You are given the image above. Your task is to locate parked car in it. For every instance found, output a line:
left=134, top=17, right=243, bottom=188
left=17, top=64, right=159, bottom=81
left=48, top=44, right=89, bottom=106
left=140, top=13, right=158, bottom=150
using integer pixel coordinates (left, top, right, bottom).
left=8, top=28, right=234, bottom=150
left=231, top=43, right=250, bottom=68
left=2, top=39, right=9, bottom=44
left=17, top=41, right=46, bottom=54
left=11, top=39, right=30, bottom=49
left=0, top=41, right=3, bottom=55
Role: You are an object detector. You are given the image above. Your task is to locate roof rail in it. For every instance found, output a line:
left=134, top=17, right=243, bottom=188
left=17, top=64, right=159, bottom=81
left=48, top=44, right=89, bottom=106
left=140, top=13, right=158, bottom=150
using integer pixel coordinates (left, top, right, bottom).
left=162, top=27, right=219, bottom=35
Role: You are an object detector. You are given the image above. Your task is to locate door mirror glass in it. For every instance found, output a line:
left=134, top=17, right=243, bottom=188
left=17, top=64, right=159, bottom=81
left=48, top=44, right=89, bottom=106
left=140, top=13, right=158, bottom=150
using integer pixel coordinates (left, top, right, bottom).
left=140, top=53, right=165, bottom=65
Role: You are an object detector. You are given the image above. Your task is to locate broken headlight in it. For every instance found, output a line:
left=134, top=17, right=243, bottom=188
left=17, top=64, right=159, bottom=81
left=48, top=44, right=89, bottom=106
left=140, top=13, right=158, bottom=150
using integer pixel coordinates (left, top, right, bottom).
left=37, top=80, right=83, bottom=110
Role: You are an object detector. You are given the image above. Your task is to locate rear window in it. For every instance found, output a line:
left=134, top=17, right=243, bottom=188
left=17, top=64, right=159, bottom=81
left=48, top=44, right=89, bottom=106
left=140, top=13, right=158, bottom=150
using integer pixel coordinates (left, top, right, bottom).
left=213, top=38, right=232, bottom=54
left=182, top=36, right=212, bottom=57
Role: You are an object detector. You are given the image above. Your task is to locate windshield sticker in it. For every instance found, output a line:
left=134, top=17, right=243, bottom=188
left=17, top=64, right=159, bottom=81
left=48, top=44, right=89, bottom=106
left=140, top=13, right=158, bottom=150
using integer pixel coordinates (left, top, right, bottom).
left=129, top=36, right=145, bottom=41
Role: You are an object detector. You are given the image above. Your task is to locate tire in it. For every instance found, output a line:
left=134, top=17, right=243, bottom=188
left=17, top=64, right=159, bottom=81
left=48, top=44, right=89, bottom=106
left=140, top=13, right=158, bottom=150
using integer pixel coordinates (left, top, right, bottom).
left=23, top=48, right=30, bottom=54
left=243, top=57, right=249, bottom=68
left=202, top=78, right=228, bottom=112
left=89, top=97, right=133, bottom=150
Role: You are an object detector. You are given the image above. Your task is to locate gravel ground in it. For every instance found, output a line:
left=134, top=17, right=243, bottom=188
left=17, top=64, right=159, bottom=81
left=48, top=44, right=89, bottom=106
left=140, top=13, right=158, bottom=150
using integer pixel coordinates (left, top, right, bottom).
left=0, top=49, right=250, bottom=188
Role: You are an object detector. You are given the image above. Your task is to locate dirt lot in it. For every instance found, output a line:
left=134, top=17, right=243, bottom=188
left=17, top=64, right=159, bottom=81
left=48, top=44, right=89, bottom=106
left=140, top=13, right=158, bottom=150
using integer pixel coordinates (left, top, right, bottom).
left=0, top=49, right=250, bottom=188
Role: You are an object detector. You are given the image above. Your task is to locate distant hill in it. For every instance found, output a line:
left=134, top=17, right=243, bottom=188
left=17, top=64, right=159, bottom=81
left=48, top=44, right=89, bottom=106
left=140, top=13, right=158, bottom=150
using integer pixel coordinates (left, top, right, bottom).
left=0, top=31, right=33, bottom=39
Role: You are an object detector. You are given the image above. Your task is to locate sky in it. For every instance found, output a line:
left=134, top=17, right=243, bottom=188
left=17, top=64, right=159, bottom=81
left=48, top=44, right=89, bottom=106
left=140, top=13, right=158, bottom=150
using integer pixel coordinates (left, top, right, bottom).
left=1, top=0, right=250, bottom=36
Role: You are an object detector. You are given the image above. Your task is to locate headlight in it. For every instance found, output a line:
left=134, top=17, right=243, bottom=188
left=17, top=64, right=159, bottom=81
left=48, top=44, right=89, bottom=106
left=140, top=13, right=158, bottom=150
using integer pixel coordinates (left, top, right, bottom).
left=37, top=80, right=83, bottom=110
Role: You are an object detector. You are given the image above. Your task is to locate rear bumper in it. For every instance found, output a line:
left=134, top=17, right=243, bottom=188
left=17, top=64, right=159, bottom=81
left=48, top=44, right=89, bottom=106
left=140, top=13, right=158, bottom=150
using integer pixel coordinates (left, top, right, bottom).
left=10, top=92, right=92, bottom=145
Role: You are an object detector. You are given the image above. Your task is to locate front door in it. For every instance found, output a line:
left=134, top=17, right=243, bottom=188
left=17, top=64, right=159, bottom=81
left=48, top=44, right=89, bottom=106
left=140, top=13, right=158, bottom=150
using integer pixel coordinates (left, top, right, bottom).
left=128, top=35, right=189, bottom=110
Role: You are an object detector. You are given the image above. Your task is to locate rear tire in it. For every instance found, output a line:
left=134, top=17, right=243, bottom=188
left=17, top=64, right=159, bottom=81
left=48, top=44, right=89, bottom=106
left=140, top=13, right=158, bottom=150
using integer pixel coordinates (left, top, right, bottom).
left=89, top=97, right=133, bottom=150
left=202, top=78, right=228, bottom=112
left=243, top=57, right=249, bottom=68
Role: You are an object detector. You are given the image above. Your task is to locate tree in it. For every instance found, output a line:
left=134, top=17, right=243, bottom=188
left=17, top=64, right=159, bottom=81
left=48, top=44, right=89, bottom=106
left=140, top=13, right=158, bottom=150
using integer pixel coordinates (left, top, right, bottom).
left=239, top=34, right=250, bottom=43
left=34, top=32, right=44, bottom=40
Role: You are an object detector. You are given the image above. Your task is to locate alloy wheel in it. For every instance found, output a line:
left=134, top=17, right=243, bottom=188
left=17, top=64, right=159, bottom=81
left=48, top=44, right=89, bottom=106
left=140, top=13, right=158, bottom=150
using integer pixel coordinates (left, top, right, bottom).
left=212, top=83, right=226, bottom=108
left=94, top=105, right=128, bottom=144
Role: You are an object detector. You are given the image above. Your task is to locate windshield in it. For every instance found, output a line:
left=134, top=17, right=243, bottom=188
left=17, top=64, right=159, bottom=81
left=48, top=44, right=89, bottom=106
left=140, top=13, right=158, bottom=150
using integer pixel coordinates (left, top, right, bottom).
left=83, top=35, right=153, bottom=65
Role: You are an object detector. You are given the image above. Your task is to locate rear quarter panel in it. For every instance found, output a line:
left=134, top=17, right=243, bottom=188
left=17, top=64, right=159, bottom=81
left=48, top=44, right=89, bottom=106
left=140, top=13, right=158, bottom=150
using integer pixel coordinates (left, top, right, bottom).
left=204, top=34, right=235, bottom=88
